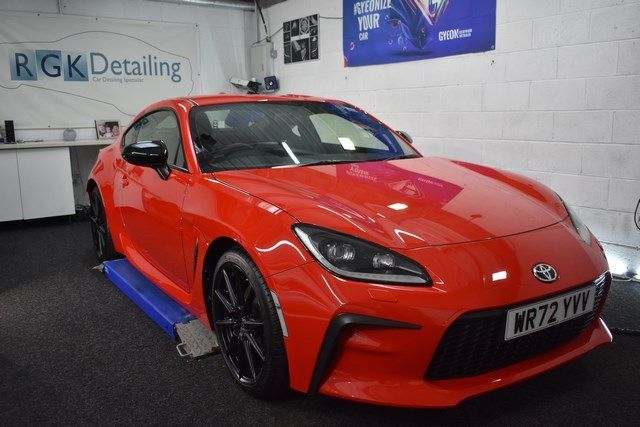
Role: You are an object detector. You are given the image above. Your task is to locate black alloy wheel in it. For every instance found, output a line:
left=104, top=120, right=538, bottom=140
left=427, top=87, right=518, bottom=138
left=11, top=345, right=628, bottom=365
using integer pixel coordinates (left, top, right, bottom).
left=211, top=249, right=289, bottom=398
left=215, top=263, right=266, bottom=383
left=88, top=188, right=118, bottom=261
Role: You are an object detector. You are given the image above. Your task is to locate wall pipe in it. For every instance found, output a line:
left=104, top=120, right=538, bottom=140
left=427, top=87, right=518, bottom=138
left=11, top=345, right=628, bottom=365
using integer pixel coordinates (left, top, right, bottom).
left=146, top=0, right=255, bottom=11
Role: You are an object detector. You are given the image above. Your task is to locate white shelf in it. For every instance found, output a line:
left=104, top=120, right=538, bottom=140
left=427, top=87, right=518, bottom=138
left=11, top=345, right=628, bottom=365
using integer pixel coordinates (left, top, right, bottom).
left=0, top=139, right=113, bottom=150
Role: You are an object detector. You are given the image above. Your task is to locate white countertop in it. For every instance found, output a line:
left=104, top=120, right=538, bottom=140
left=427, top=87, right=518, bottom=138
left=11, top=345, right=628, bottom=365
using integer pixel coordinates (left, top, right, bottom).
left=0, top=139, right=113, bottom=150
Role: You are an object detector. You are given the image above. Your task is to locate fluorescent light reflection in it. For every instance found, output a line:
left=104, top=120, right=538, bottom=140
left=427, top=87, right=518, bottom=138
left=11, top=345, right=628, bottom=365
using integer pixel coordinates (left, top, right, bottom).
left=338, top=137, right=356, bottom=150
left=388, top=203, right=408, bottom=211
left=281, top=141, right=300, bottom=164
left=492, top=271, right=507, bottom=282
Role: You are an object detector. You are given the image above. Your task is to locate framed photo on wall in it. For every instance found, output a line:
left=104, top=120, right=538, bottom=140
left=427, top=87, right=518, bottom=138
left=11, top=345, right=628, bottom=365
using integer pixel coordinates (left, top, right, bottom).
left=284, top=14, right=319, bottom=64
left=95, top=120, right=121, bottom=139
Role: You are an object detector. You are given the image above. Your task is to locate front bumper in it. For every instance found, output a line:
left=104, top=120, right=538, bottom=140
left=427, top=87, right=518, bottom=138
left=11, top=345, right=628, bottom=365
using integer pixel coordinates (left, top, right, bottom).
left=322, top=317, right=611, bottom=408
left=266, top=220, right=611, bottom=408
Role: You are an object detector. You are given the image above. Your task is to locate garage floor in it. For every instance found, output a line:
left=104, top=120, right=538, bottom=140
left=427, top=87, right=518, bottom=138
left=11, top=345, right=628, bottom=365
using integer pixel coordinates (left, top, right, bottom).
left=1, top=218, right=639, bottom=425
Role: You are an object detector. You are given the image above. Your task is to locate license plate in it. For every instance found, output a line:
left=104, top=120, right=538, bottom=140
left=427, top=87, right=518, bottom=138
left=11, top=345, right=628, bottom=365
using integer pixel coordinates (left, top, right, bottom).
left=504, top=285, right=596, bottom=341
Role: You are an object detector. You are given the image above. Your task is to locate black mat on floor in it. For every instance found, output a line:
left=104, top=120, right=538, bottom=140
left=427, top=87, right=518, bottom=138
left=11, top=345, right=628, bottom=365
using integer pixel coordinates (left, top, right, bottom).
left=1, top=218, right=639, bottom=425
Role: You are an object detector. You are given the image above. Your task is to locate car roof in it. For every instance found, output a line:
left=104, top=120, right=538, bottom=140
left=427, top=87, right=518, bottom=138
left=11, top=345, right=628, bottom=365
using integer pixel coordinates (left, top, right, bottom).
left=176, top=93, right=333, bottom=106
left=134, top=93, right=346, bottom=125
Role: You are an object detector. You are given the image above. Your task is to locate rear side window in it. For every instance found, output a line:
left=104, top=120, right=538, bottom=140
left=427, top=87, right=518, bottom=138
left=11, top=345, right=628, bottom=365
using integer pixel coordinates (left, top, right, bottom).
left=123, top=110, right=186, bottom=170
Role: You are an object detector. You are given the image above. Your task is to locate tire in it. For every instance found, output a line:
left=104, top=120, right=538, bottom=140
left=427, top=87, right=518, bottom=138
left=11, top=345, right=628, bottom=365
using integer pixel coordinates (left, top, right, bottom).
left=210, top=248, right=290, bottom=399
left=88, top=187, right=119, bottom=262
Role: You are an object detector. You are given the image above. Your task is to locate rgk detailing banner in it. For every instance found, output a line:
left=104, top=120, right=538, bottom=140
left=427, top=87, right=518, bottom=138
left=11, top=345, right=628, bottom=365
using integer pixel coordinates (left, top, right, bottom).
left=0, top=11, right=200, bottom=128
left=343, top=0, right=496, bottom=67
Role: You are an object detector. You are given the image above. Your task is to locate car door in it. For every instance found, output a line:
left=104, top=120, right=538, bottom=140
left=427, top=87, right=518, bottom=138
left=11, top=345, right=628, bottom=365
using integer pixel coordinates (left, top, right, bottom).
left=116, top=109, right=191, bottom=291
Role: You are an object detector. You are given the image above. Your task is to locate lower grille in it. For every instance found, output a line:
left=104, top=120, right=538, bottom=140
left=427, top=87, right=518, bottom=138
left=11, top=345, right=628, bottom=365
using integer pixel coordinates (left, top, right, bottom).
left=426, top=274, right=610, bottom=380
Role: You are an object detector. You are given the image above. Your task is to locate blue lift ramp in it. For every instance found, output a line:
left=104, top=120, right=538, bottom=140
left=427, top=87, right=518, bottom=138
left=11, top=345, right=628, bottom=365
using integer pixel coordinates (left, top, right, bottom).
left=102, top=259, right=195, bottom=339
left=102, top=259, right=219, bottom=357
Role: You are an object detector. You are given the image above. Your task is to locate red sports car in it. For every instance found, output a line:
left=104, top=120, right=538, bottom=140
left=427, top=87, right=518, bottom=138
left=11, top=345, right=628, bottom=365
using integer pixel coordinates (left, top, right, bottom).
left=88, top=94, right=611, bottom=408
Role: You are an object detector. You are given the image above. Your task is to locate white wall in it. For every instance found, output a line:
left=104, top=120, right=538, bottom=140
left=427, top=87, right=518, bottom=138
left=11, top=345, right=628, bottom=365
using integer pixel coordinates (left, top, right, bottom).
left=1, top=0, right=256, bottom=140
left=0, top=0, right=257, bottom=207
left=264, top=0, right=640, bottom=256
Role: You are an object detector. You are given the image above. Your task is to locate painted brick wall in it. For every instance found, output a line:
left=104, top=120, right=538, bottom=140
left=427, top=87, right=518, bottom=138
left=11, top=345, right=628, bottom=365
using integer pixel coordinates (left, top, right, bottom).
left=264, top=0, right=640, bottom=254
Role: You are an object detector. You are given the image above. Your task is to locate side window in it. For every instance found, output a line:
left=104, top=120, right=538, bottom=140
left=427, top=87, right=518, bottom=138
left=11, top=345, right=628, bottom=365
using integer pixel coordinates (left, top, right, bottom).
left=123, top=122, right=140, bottom=147
left=129, top=110, right=186, bottom=169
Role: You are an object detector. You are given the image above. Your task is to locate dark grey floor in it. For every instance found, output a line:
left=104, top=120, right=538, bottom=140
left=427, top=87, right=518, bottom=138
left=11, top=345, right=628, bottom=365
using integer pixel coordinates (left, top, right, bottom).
left=1, top=218, right=639, bottom=425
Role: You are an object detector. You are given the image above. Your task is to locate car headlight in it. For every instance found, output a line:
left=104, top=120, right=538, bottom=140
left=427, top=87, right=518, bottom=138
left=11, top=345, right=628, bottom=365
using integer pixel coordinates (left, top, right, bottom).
left=293, top=224, right=431, bottom=285
left=564, top=202, right=592, bottom=245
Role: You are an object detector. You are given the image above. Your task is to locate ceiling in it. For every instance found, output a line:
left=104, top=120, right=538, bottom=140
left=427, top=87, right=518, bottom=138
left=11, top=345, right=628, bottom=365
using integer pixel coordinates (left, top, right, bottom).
left=259, top=0, right=287, bottom=8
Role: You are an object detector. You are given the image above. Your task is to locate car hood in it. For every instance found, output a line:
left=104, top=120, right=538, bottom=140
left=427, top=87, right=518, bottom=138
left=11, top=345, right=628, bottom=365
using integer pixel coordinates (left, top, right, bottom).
left=212, top=157, right=568, bottom=249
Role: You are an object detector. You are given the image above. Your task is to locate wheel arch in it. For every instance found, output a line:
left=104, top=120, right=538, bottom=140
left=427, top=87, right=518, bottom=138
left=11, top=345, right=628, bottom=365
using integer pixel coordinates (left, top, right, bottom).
left=86, top=176, right=125, bottom=255
left=202, top=236, right=242, bottom=327
left=86, top=178, right=98, bottom=195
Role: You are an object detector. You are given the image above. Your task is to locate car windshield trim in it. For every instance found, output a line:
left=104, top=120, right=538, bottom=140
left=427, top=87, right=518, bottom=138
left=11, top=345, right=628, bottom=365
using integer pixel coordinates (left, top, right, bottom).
left=298, top=153, right=421, bottom=168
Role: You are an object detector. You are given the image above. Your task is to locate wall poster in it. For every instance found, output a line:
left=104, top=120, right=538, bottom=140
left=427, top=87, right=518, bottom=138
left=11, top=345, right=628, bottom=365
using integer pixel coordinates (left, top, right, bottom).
left=343, top=0, right=496, bottom=67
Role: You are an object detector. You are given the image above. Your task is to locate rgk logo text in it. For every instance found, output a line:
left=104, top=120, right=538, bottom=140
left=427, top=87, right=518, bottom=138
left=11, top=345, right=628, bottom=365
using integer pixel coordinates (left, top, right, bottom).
left=11, top=50, right=88, bottom=81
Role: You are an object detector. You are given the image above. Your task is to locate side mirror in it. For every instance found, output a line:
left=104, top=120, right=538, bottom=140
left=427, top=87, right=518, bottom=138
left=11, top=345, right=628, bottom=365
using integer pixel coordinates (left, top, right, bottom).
left=396, top=130, right=413, bottom=144
left=122, top=140, right=170, bottom=180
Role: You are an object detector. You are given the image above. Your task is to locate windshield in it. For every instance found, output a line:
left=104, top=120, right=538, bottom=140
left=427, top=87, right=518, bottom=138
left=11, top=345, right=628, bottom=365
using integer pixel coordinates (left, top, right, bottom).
left=189, top=101, right=420, bottom=172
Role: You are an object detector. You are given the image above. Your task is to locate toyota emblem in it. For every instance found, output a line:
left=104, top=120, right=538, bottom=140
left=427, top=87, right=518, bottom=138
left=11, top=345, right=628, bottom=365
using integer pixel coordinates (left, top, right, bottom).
left=532, top=263, right=558, bottom=283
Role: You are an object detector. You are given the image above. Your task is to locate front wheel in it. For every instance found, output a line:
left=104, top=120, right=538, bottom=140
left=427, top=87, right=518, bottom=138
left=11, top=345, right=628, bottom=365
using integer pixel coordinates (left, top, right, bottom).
left=211, top=248, right=290, bottom=399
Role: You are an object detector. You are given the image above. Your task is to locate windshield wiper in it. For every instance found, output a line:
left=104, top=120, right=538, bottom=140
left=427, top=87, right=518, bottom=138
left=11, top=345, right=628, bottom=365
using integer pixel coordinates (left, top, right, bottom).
left=299, top=154, right=420, bottom=167
left=298, top=159, right=358, bottom=167
left=382, top=154, right=420, bottom=161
